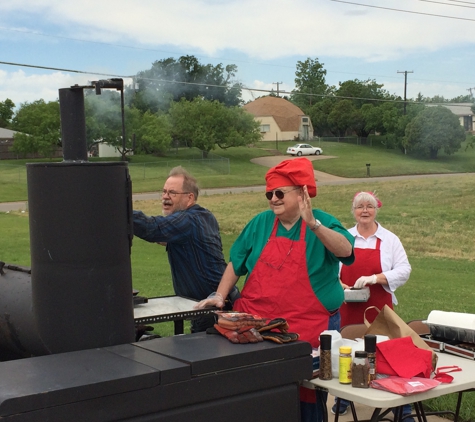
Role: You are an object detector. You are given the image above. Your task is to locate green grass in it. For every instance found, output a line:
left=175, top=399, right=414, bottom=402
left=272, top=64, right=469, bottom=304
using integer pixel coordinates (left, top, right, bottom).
left=1, top=138, right=474, bottom=202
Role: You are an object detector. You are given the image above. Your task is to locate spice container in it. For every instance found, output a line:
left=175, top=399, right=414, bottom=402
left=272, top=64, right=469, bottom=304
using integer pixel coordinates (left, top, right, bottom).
left=364, top=334, right=377, bottom=382
left=351, top=351, right=370, bottom=388
left=319, top=334, right=332, bottom=380
left=338, top=346, right=352, bottom=384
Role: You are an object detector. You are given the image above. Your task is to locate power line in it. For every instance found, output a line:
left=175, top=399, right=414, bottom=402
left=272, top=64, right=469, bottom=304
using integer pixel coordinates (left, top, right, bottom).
left=0, top=60, right=472, bottom=107
left=330, top=0, right=475, bottom=21
left=415, top=0, right=475, bottom=8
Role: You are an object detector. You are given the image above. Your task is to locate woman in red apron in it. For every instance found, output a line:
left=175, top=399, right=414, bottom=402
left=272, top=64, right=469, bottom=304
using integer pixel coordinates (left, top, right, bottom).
left=339, top=191, right=411, bottom=328
left=196, top=158, right=355, bottom=422
left=335, top=191, right=412, bottom=418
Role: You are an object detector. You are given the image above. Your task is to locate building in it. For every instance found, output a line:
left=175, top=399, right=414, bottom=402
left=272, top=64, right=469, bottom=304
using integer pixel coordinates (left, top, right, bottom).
left=243, top=96, right=313, bottom=142
left=0, top=127, right=62, bottom=160
left=438, top=103, right=474, bottom=132
left=0, top=128, right=18, bottom=160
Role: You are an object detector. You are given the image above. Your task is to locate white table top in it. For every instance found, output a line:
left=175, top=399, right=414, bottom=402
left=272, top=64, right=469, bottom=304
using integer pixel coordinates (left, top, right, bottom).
left=306, top=352, right=475, bottom=408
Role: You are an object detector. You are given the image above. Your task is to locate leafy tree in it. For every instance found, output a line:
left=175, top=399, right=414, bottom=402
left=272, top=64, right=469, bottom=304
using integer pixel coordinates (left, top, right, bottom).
left=307, top=98, right=337, bottom=136
left=135, top=111, right=172, bottom=155
left=168, top=97, right=261, bottom=154
left=131, top=55, right=242, bottom=113
left=449, top=94, right=472, bottom=103
left=327, top=100, right=357, bottom=137
left=85, top=92, right=143, bottom=160
left=11, top=100, right=61, bottom=158
left=336, top=79, right=390, bottom=108
left=324, top=79, right=398, bottom=138
left=404, top=106, right=466, bottom=158
left=0, top=99, right=15, bottom=128
left=291, top=58, right=330, bottom=112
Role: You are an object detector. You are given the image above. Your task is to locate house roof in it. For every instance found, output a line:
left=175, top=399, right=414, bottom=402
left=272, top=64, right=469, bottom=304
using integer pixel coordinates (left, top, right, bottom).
left=243, top=96, right=307, bottom=132
left=429, top=103, right=474, bottom=116
left=0, top=127, right=18, bottom=139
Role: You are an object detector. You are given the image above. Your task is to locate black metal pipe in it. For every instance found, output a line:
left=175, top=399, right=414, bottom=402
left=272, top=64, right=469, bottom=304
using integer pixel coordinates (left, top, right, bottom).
left=59, top=87, right=88, bottom=161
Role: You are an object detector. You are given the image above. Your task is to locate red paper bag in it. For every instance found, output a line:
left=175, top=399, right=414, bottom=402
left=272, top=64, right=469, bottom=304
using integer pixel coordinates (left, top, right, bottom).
left=376, top=336, right=433, bottom=378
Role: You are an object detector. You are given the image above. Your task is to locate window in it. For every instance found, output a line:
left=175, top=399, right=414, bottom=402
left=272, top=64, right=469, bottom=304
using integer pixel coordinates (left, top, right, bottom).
left=260, top=124, right=270, bottom=132
left=302, top=117, right=308, bottom=123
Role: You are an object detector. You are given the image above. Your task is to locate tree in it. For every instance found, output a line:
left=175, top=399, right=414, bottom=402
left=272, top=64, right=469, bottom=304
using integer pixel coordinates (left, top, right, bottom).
left=336, top=79, right=390, bottom=109
left=85, top=91, right=144, bottom=160
left=404, top=106, right=466, bottom=158
left=306, top=98, right=337, bottom=136
left=11, top=100, right=61, bottom=158
left=168, top=98, right=261, bottom=153
left=0, top=99, right=15, bottom=128
left=327, top=100, right=357, bottom=137
left=135, top=111, right=172, bottom=156
left=131, top=55, right=242, bottom=113
left=291, top=58, right=330, bottom=112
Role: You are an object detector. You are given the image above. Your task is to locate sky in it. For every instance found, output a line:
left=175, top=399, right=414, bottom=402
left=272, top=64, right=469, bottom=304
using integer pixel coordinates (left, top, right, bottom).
left=1, top=0, right=475, bottom=110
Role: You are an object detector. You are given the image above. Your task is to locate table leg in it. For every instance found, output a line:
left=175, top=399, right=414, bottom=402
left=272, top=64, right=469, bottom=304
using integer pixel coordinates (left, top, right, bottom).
left=174, top=320, right=184, bottom=335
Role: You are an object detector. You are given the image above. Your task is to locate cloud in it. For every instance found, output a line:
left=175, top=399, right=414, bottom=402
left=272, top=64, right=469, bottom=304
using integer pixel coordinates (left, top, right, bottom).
left=2, top=0, right=474, bottom=61
left=1, top=1, right=474, bottom=105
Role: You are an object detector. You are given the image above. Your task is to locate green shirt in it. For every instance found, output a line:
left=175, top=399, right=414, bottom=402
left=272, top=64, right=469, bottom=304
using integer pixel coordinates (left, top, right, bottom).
left=230, top=209, right=355, bottom=311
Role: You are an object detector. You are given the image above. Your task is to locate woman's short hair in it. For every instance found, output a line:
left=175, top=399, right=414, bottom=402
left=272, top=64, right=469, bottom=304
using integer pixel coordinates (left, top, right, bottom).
left=352, top=191, right=381, bottom=215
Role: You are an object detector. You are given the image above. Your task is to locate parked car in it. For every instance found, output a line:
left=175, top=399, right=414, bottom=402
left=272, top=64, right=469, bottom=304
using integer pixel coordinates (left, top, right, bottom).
left=286, top=143, right=323, bottom=156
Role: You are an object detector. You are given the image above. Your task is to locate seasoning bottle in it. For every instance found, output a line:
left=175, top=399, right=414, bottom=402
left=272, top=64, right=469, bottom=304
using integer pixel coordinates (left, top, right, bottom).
left=338, top=346, right=352, bottom=384
left=319, top=334, right=332, bottom=380
left=351, top=351, right=370, bottom=388
left=364, top=334, right=377, bottom=382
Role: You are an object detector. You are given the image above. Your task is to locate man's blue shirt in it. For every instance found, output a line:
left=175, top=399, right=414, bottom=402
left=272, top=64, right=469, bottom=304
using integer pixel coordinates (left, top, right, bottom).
left=133, top=204, right=227, bottom=300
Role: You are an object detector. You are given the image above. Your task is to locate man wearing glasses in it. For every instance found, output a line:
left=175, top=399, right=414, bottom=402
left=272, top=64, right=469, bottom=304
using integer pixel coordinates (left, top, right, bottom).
left=133, top=166, right=238, bottom=332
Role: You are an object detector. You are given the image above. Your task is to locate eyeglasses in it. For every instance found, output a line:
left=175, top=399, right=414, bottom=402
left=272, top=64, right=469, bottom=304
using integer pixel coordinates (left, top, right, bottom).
left=265, top=187, right=300, bottom=200
left=354, top=204, right=376, bottom=211
left=160, top=189, right=190, bottom=198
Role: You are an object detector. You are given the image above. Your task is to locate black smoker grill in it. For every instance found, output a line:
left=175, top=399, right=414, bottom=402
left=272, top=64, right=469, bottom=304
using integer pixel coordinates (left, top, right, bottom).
left=0, top=81, right=312, bottom=421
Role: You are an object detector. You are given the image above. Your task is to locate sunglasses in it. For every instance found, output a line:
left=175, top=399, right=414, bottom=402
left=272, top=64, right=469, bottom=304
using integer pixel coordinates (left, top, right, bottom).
left=265, top=187, right=300, bottom=200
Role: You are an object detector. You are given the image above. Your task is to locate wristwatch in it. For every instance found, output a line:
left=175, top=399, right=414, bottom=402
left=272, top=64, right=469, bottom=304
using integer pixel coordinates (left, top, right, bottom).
left=311, top=219, right=322, bottom=231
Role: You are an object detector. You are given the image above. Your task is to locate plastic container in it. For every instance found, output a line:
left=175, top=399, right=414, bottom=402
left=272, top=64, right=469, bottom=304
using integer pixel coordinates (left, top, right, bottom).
left=351, top=351, right=370, bottom=388
left=338, top=346, right=352, bottom=384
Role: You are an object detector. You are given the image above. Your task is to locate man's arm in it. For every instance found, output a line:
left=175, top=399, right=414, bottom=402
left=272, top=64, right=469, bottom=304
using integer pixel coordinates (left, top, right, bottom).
left=195, top=262, right=239, bottom=309
left=310, top=225, right=353, bottom=257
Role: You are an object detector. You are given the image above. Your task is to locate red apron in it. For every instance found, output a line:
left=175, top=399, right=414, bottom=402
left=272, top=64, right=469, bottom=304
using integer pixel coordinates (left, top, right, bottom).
left=339, top=238, right=392, bottom=327
left=233, top=218, right=330, bottom=348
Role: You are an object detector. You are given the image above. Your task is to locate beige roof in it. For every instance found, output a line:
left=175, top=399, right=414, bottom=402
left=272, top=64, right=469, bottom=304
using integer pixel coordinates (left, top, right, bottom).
left=243, top=96, right=307, bottom=132
left=0, top=127, right=17, bottom=139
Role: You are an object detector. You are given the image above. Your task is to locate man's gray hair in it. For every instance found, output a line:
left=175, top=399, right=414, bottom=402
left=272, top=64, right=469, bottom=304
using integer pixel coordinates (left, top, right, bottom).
left=168, top=166, right=200, bottom=200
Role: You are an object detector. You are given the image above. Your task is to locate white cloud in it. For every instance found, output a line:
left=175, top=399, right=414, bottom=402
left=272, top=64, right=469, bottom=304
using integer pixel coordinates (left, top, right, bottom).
left=1, top=0, right=474, bottom=105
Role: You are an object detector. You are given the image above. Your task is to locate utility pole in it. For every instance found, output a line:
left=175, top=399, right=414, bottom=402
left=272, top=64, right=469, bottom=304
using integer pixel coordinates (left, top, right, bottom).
left=467, top=87, right=475, bottom=100
left=397, top=70, right=413, bottom=115
left=273, top=81, right=283, bottom=97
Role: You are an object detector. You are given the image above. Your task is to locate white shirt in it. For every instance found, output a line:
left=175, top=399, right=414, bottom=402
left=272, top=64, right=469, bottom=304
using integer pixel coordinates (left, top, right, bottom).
left=340, top=222, right=412, bottom=305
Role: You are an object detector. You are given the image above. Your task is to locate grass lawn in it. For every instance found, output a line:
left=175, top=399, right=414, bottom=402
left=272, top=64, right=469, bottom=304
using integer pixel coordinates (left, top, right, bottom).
left=1, top=138, right=474, bottom=202
left=1, top=142, right=475, bottom=420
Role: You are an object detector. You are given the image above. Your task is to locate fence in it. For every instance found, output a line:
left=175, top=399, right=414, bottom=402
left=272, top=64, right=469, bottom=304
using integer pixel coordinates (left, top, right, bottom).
left=128, top=150, right=230, bottom=180
left=317, top=136, right=373, bottom=146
